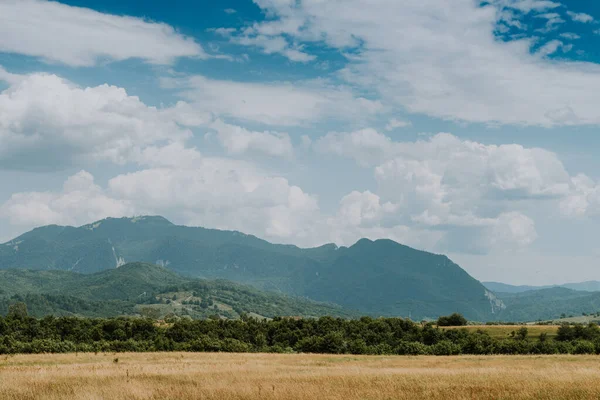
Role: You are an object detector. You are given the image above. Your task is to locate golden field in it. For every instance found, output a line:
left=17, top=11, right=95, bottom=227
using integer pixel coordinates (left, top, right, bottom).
left=2, top=352, right=600, bottom=399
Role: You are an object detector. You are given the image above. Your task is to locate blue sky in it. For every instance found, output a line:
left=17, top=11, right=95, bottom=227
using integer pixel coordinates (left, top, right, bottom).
left=1, top=0, right=600, bottom=284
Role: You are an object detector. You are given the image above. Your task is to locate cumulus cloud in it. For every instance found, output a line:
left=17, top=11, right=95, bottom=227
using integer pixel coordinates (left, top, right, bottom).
left=210, top=120, right=294, bottom=157
left=315, top=129, right=398, bottom=166
left=161, top=74, right=384, bottom=126
left=0, top=0, right=204, bottom=66
left=315, top=129, right=592, bottom=252
left=0, top=171, right=134, bottom=228
left=385, top=118, right=411, bottom=131
left=4, top=127, right=576, bottom=253
left=240, top=0, right=600, bottom=127
left=319, top=130, right=572, bottom=197
left=567, top=11, right=594, bottom=23
left=0, top=70, right=203, bottom=170
left=1, top=162, right=322, bottom=245
left=325, top=191, right=439, bottom=249
left=560, top=174, right=600, bottom=217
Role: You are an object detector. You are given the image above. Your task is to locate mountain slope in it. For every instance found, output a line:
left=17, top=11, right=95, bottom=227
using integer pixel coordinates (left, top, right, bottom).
left=303, top=239, right=502, bottom=320
left=493, top=287, right=600, bottom=321
left=1, top=216, right=499, bottom=320
left=0, top=263, right=356, bottom=319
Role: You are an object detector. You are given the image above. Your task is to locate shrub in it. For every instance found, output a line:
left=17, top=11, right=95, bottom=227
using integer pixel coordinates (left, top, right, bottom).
left=573, top=340, right=595, bottom=355
left=432, top=340, right=462, bottom=356
left=437, top=313, right=467, bottom=327
left=395, top=341, right=431, bottom=355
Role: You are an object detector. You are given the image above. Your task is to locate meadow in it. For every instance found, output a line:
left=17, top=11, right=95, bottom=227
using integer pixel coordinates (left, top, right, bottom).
left=2, top=352, right=600, bottom=400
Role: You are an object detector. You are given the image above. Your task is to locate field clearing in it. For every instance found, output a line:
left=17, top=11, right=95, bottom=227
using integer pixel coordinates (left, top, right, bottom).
left=442, top=325, right=560, bottom=339
left=2, top=353, right=600, bottom=399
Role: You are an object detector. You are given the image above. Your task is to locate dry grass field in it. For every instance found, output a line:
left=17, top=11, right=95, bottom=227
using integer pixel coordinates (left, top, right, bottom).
left=2, top=352, right=600, bottom=400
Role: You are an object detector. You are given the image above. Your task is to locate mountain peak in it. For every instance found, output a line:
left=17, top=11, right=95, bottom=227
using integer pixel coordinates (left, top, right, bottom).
left=81, top=215, right=174, bottom=230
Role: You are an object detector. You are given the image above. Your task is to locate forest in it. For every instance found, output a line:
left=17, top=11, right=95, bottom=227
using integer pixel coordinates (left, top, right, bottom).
left=2, top=304, right=600, bottom=356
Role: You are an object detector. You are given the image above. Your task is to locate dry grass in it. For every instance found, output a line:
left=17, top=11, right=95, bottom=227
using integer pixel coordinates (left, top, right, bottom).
left=1, top=352, right=600, bottom=399
left=442, top=325, right=560, bottom=339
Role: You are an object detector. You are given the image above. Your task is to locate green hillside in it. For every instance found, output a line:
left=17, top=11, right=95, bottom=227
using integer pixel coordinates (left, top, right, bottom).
left=1, top=216, right=500, bottom=320
left=0, top=263, right=356, bottom=319
left=495, top=287, right=600, bottom=321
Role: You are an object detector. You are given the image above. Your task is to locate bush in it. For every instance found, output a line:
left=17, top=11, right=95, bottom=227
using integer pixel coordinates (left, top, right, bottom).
left=431, top=340, right=462, bottom=356
left=573, top=340, right=595, bottom=355
left=437, top=313, right=468, bottom=327
left=395, top=341, right=431, bottom=355
left=495, top=339, right=531, bottom=355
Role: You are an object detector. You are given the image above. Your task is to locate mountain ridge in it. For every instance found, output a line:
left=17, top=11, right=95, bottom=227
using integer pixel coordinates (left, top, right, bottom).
left=1, top=215, right=499, bottom=320
left=484, top=281, right=600, bottom=294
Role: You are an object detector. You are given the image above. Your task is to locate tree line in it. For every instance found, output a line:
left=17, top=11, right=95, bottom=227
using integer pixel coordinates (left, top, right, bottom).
left=2, top=306, right=600, bottom=355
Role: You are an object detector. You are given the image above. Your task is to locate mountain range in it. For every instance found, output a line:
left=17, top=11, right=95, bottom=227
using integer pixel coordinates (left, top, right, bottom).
left=3, top=215, right=599, bottom=322
left=484, top=281, right=600, bottom=293
left=1, top=216, right=502, bottom=320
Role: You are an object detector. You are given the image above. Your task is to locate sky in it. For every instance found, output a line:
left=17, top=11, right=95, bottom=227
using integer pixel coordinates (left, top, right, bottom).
left=1, top=0, right=600, bottom=285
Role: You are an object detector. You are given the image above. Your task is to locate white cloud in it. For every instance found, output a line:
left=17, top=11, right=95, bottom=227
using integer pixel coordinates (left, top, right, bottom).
left=210, top=27, right=237, bottom=37
left=0, top=66, right=21, bottom=85
left=224, top=8, right=237, bottom=14
left=567, top=11, right=594, bottom=23
left=0, top=70, right=198, bottom=170
left=162, top=74, right=384, bottom=126
left=241, top=0, right=600, bottom=127
left=0, top=170, right=134, bottom=229
left=315, top=129, right=398, bottom=166
left=534, top=12, right=565, bottom=32
left=232, top=34, right=315, bottom=62
left=319, top=130, right=572, bottom=198
left=0, top=161, right=324, bottom=246
left=560, top=174, right=600, bottom=217
left=4, top=127, right=577, bottom=253
left=210, top=119, right=294, bottom=157
left=324, top=190, right=439, bottom=249
left=224, top=14, right=317, bottom=62
left=333, top=191, right=399, bottom=227
left=559, top=32, right=581, bottom=40
left=496, top=0, right=561, bottom=13
left=107, top=161, right=321, bottom=243
left=385, top=118, right=411, bottom=131
left=0, top=0, right=204, bottom=66
left=315, top=129, right=588, bottom=252
left=536, top=40, right=565, bottom=56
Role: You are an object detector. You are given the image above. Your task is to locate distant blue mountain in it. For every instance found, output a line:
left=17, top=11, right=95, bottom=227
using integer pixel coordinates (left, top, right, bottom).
left=484, top=281, right=600, bottom=293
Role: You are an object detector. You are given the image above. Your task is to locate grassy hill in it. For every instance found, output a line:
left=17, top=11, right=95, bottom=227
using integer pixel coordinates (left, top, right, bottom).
left=0, top=263, right=357, bottom=319
left=1, top=216, right=500, bottom=320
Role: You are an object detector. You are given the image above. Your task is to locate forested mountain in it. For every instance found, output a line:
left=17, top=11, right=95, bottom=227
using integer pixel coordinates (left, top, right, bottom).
left=494, top=287, right=600, bottom=322
left=0, top=216, right=500, bottom=320
left=0, top=263, right=355, bottom=319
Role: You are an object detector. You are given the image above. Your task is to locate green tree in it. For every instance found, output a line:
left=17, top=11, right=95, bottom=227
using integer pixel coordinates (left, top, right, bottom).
left=139, top=307, right=161, bottom=320
left=437, top=313, right=467, bottom=326
left=8, top=302, right=28, bottom=319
